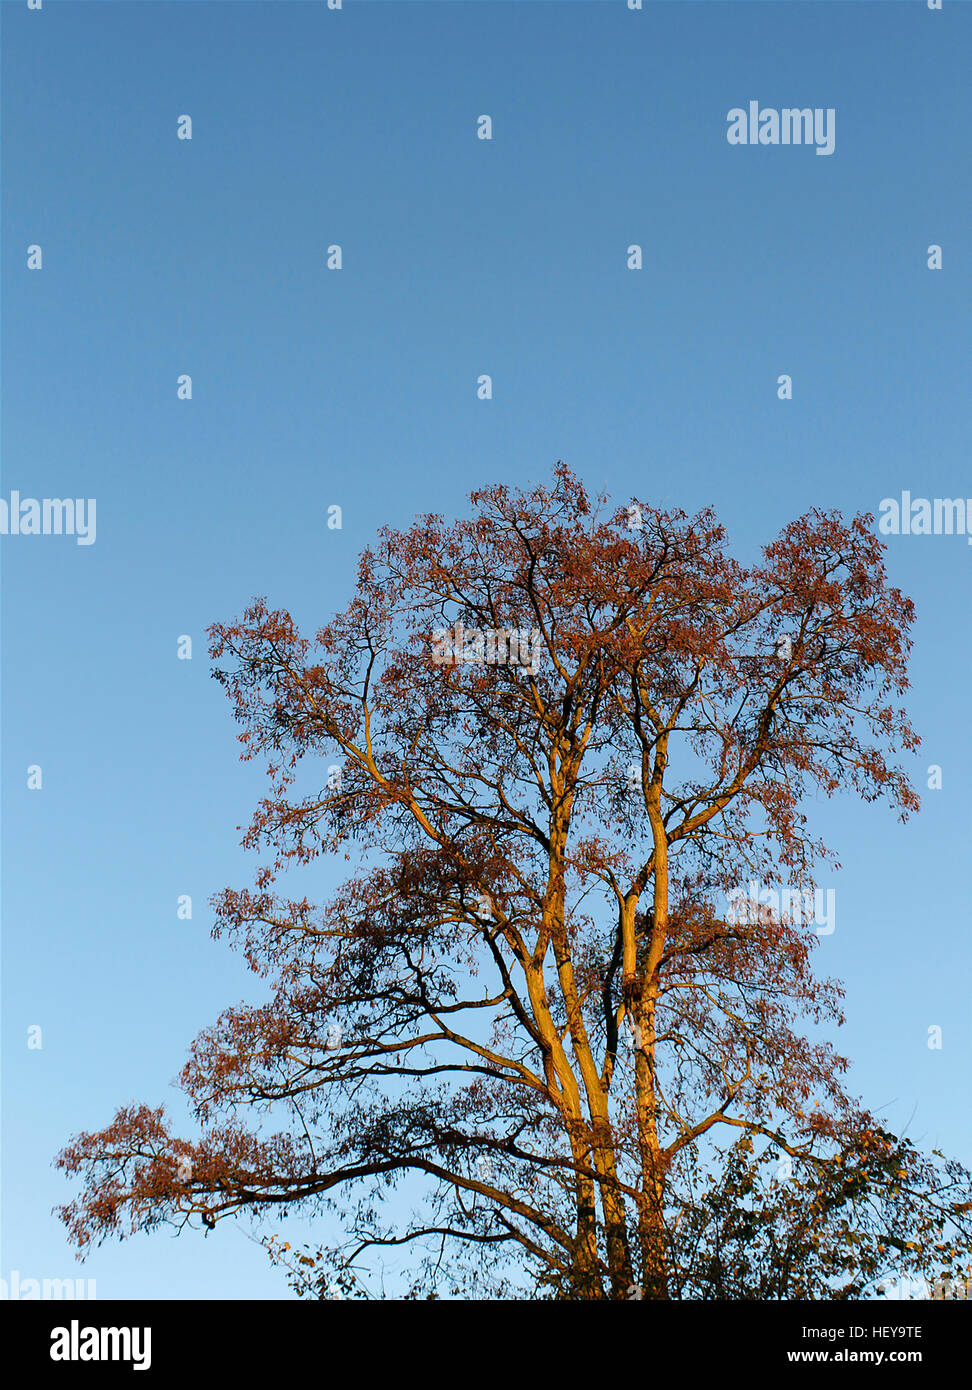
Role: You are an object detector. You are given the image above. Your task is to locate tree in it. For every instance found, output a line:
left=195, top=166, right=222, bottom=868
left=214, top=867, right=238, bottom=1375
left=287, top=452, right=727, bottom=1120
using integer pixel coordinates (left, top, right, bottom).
left=57, top=465, right=972, bottom=1299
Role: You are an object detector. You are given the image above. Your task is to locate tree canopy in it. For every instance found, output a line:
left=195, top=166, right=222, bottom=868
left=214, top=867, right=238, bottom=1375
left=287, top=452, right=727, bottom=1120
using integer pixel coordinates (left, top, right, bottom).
left=57, top=465, right=972, bottom=1300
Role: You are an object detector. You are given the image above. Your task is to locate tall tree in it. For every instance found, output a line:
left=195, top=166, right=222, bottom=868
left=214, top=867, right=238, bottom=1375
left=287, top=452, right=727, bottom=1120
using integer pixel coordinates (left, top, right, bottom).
left=57, top=466, right=971, bottom=1299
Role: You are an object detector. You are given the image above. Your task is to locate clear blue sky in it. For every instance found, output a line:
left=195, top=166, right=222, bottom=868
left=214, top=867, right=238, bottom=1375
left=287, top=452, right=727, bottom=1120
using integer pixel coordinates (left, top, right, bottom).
left=2, top=0, right=969, bottom=1299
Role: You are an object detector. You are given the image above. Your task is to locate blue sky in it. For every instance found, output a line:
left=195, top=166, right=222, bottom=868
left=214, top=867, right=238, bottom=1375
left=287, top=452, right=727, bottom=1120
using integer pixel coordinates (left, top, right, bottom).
left=2, top=0, right=969, bottom=1299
